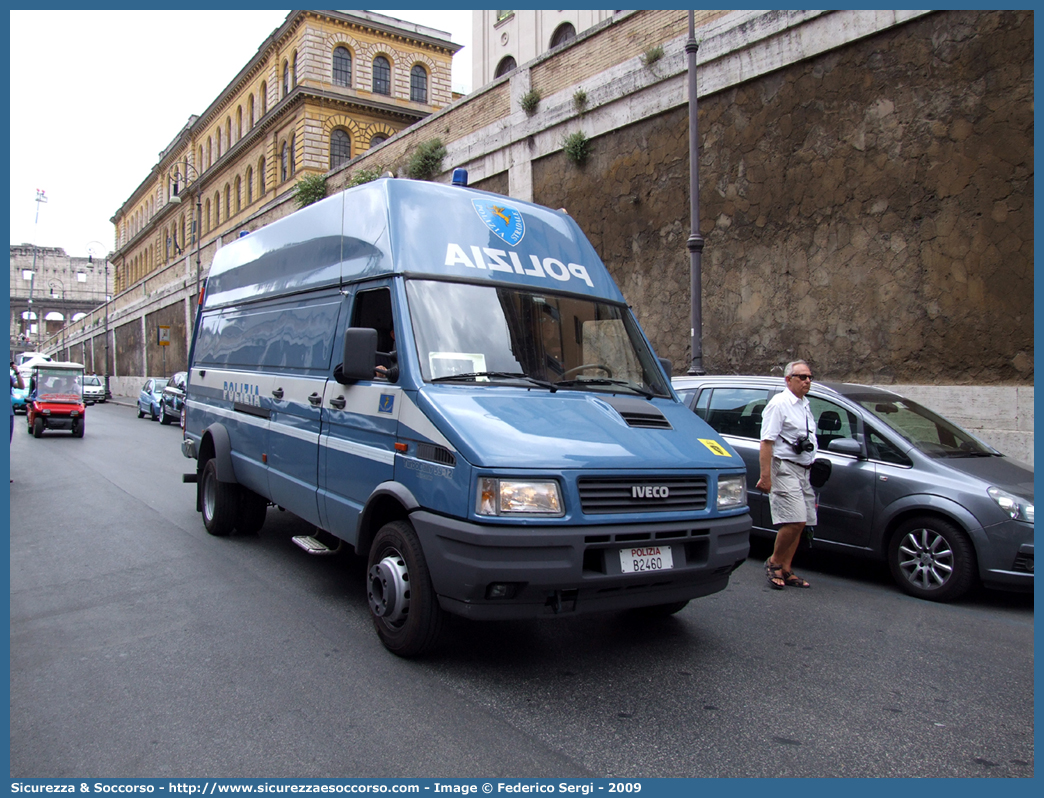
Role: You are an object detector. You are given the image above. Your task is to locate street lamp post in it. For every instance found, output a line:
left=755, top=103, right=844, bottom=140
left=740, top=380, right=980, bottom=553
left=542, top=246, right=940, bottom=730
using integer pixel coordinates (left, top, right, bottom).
left=48, top=277, right=66, bottom=358
left=86, top=241, right=110, bottom=399
left=686, top=11, right=706, bottom=376
left=167, top=162, right=203, bottom=319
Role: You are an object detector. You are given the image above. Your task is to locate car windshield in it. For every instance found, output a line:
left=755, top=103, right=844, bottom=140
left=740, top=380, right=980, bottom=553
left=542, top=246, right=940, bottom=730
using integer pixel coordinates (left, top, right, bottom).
left=405, top=280, right=671, bottom=396
left=84, top=376, right=101, bottom=386
left=36, top=369, right=82, bottom=399
left=849, top=393, right=998, bottom=458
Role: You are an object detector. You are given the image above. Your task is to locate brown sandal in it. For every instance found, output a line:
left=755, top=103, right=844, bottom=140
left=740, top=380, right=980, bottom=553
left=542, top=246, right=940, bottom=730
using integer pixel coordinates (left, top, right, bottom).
left=782, top=569, right=810, bottom=588
left=765, top=560, right=785, bottom=590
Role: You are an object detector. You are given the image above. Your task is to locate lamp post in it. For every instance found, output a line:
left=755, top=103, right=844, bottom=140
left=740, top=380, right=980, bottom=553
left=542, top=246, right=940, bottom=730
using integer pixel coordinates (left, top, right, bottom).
left=686, top=11, right=706, bottom=375
left=86, top=241, right=110, bottom=399
left=48, top=277, right=66, bottom=358
left=167, top=162, right=203, bottom=319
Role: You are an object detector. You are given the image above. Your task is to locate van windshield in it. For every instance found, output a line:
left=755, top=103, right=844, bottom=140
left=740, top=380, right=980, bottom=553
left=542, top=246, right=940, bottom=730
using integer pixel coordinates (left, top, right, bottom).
left=406, top=280, right=671, bottom=396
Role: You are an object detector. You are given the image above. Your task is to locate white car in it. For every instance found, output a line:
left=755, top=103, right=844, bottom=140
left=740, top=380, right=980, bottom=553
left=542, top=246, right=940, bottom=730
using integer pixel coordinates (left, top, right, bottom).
left=82, top=374, right=106, bottom=404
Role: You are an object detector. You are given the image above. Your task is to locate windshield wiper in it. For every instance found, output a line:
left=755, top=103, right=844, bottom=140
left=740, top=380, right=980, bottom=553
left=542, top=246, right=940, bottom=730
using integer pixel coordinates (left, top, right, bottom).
left=431, top=371, right=558, bottom=391
left=553, top=378, right=655, bottom=398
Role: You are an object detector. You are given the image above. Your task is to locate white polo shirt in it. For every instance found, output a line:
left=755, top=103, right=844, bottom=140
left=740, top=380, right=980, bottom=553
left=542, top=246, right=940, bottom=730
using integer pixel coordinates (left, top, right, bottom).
left=760, top=388, right=818, bottom=465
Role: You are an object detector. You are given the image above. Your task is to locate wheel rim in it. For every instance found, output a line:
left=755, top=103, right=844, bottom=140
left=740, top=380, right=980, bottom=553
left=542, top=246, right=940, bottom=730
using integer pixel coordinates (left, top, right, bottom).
left=368, top=552, right=411, bottom=627
left=202, top=470, right=216, bottom=522
left=897, top=528, right=954, bottom=590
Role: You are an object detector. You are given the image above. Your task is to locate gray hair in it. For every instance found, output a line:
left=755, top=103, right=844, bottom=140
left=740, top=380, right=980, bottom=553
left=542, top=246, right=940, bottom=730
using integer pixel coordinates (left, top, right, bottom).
left=783, top=360, right=809, bottom=378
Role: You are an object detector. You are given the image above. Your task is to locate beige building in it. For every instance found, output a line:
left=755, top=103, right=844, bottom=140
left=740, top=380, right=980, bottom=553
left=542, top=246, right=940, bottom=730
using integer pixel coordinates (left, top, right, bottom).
left=111, top=9, right=461, bottom=295
left=471, top=10, right=616, bottom=87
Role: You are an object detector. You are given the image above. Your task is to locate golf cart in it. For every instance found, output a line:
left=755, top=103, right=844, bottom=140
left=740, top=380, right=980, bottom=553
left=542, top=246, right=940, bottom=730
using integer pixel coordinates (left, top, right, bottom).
left=26, top=361, right=86, bottom=438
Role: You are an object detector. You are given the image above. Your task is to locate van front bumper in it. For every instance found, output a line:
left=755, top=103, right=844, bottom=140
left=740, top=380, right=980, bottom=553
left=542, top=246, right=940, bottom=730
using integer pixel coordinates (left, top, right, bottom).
left=410, top=510, right=751, bottom=620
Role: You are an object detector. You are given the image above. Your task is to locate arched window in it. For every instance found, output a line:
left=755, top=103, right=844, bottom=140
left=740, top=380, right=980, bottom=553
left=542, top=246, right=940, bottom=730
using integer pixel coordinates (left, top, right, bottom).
left=234, top=176, right=242, bottom=214
left=260, top=82, right=268, bottom=115
left=248, top=94, right=255, bottom=128
left=258, top=156, right=266, bottom=197
left=333, top=46, right=351, bottom=86
left=224, top=185, right=231, bottom=219
left=204, top=199, right=211, bottom=233
left=410, top=64, right=428, bottom=103
left=494, top=56, right=517, bottom=78
left=207, top=137, right=212, bottom=168
left=236, top=106, right=242, bottom=140
left=281, top=143, right=288, bottom=182
left=370, top=134, right=387, bottom=149
left=549, top=23, right=576, bottom=49
left=214, top=191, right=220, bottom=225
left=372, top=56, right=391, bottom=95
left=216, top=130, right=221, bottom=159
left=246, top=166, right=253, bottom=205
left=198, top=146, right=203, bottom=169
left=330, top=129, right=351, bottom=169
left=282, top=61, right=289, bottom=97
left=225, top=117, right=232, bottom=149
left=289, top=134, right=296, bottom=177
left=292, top=51, right=298, bottom=87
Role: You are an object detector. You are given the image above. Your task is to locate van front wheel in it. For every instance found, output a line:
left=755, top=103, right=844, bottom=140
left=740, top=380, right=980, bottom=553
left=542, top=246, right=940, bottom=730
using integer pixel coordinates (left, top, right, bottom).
left=201, top=458, right=237, bottom=537
left=366, top=521, right=443, bottom=658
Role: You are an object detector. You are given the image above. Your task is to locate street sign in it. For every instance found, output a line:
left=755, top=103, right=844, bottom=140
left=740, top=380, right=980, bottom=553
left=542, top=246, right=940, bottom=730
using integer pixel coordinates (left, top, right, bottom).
left=158, top=325, right=171, bottom=346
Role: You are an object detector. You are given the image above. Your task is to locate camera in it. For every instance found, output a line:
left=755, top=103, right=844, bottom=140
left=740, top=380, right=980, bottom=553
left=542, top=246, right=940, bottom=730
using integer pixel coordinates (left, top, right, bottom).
left=791, top=435, right=815, bottom=454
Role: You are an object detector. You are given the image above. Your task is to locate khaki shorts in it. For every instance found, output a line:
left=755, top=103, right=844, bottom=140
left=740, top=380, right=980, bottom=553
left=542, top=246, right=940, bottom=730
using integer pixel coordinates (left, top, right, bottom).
left=769, top=458, right=818, bottom=526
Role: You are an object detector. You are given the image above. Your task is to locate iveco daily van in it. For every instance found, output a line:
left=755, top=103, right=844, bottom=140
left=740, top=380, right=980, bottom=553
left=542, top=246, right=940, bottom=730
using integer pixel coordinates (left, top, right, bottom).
left=182, top=176, right=750, bottom=656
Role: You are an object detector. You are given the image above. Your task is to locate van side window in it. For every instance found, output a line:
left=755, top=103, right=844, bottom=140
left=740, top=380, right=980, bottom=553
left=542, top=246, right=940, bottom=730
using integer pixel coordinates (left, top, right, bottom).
left=352, top=288, right=396, bottom=381
left=703, top=388, right=769, bottom=439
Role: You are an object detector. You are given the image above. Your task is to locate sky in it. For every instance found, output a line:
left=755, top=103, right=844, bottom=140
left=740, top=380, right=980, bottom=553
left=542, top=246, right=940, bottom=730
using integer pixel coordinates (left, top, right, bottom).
left=7, top=9, right=474, bottom=259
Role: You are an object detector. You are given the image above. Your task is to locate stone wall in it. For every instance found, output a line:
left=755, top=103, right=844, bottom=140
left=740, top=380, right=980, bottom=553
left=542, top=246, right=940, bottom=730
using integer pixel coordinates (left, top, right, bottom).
left=535, top=9, right=1033, bottom=385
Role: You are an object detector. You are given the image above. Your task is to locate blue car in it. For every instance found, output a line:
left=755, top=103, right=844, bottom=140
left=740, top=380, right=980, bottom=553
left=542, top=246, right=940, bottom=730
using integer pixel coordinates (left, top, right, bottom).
left=137, top=377, right=166, bottom=421
left=11, top=369, right=28, bottom=414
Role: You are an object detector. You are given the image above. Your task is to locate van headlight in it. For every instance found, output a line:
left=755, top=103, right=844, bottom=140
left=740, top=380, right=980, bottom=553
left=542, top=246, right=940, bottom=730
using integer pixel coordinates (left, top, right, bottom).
left=477, top=478, right=563, bottom=517
left=717, top=474, right=747, bottom=510
left=987, top=487, right=1034, bottom=523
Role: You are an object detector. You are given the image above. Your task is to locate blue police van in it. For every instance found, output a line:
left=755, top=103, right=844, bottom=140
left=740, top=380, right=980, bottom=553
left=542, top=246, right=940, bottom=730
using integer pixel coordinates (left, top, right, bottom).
left=182, top=176, right=750, bottom=656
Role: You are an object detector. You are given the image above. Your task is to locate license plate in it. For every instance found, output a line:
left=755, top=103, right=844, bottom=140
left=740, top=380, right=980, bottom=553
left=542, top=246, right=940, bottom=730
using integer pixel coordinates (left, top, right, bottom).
left=620, top=545, right=674, bottom=573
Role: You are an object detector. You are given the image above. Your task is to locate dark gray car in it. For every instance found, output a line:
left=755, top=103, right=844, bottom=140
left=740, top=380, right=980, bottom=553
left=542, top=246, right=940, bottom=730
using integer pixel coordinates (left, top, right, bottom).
left=672, top=375, right=1033, bottom=602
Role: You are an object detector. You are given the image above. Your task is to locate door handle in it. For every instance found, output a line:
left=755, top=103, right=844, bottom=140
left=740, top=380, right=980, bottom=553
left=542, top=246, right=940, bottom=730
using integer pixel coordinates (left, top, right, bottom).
left=272, top=388, right=284, bottom=400
left=329, top=396, right=346, bottom=410
left=307, top=392, right=322, bottom=406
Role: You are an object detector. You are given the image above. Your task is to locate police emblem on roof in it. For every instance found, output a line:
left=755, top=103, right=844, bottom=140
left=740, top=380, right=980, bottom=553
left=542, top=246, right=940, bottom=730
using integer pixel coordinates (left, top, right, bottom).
left=472, top=199, right=525, bottom=246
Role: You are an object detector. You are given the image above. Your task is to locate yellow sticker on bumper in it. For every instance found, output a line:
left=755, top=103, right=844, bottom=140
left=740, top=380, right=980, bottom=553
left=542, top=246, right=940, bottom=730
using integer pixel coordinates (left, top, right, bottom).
left=699, top=438, right=732, bottom=457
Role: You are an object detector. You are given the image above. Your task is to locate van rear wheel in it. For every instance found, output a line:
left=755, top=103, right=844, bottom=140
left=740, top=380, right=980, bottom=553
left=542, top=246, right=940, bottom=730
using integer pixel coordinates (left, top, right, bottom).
left=200, top=459, right=237, bottom=537
left=367, top=520, right=443, bottom=658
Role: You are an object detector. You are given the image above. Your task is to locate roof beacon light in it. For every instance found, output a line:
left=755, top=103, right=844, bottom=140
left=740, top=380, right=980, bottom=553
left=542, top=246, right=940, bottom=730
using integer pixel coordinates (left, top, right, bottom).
left=452, top=168, right=468, bottom=187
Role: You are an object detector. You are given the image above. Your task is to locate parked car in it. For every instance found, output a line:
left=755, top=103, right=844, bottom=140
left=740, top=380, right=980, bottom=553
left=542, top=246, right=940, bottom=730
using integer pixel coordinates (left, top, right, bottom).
left=137, top=377, right=167, bottom=421
left=672, top=375, right=1034, bottom=602
left=82, top=374, right=106, bottom=404
left=11, top=368, right=28, bottom=413
left=159, top=371, right=186, bottom=425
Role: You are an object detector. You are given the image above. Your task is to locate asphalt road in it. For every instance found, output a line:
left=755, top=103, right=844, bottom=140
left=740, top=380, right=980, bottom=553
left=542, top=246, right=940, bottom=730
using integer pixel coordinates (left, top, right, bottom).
left=8, top=402, right=1035, bottom=778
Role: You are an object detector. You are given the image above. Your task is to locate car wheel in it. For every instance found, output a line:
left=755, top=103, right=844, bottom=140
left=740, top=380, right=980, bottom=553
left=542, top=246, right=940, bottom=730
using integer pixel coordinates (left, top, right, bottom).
left=180, top=406, right=186, bottom=430
left=367, top=520, right=443, bottom=658
left=888, top=516, right=976, bottom=602
left=137, top=405, right=145, bottom=419
left=33, top=416, right=44, bottom=438
left=160, top=405, right=173, bottom=425
left=73, top=418, right=84, bottom=438
left=200, top=459, right=237, bottom=537
left=151, top=403, right=159, bottom=421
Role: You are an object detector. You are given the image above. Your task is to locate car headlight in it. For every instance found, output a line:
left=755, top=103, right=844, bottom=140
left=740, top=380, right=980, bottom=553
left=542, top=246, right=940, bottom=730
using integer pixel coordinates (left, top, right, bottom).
left=987, top=486, right=1034, bottom=523
left=717, top=474, right=747, bottom=510
left=477, top=478, right=563, bottom=517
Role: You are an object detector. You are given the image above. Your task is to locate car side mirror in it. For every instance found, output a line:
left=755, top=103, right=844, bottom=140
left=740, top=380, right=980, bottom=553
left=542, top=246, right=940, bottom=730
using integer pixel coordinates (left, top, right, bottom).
left=336, top=327, right=378, bottom=384
left=827, top=438, right=863, bottom=458
left=659, top=357, right=672, bottom=376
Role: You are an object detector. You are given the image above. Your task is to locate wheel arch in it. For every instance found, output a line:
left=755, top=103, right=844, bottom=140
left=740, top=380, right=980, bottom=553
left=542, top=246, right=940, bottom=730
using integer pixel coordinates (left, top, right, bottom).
left=877, top=495, right=985, bottom=568
left=195, top=423, right=236, bottom=512
left=354, top=481, right=419, bottom=557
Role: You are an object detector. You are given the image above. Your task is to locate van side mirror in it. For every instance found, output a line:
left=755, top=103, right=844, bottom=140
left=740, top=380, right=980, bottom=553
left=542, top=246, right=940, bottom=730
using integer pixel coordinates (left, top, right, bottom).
left=659, top=357, right=672, bottom=376
left=337, top=327, right=378, bottom=384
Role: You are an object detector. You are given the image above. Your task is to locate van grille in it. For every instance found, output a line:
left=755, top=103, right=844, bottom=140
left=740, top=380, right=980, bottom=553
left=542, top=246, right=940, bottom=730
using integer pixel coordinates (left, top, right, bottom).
left=578, top=476, right=708, bottom=514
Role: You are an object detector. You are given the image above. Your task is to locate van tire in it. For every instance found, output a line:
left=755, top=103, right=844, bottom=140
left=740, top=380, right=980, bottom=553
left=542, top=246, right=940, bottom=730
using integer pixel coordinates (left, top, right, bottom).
left=201, top=458, right=237, bottom=537
left=366, top=520, right=443, bottom=658
left=237, top=490, right=268, bottom=535
left=888, top=516, right=976, bottom=602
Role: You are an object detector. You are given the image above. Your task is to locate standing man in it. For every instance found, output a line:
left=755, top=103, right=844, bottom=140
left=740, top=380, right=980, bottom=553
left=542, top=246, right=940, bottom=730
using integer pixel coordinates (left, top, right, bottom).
left=756, top=360, right=817, bottom=589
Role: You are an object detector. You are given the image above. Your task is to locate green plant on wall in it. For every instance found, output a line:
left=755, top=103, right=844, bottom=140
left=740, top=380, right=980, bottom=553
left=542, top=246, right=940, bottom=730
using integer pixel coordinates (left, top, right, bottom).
left=641, top=44, right=664, bottom=67
left=349, top=167, right=383, bottom=187
left=563, top=131, right=591, bottom=167
left=520, top=89, right=541, bottom=116
left=573, top=89, right=588, bottom=114
left=293, top=173, right=328, bottom=208
left=406, top=139, right=447, bottom=181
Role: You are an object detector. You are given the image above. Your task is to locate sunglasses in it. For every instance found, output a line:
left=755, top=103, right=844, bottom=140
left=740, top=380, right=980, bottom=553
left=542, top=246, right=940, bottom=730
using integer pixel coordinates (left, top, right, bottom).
left=789, top=374, right=813, bottom=381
